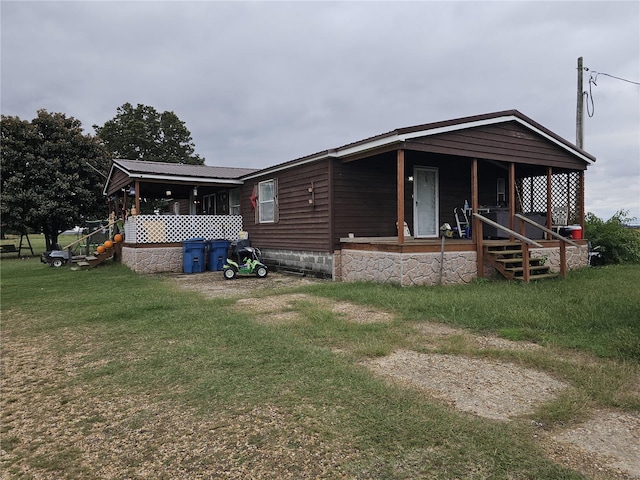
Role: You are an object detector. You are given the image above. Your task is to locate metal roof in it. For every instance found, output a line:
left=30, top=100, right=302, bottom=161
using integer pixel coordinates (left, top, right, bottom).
left=103, top=110, right=596, bottom=191
left=113, top=159, right=257, bottom=179
left=103, top=159, right=258, bottom=195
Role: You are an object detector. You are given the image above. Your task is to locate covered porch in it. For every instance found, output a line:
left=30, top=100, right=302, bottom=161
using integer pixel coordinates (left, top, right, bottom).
left=331, top=111, right=594, bottom=285
left=102, top=159, right=257, bottom=273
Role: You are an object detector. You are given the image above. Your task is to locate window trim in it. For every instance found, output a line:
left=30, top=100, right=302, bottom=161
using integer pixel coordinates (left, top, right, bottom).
left=257, top=179, right=278, bottom=224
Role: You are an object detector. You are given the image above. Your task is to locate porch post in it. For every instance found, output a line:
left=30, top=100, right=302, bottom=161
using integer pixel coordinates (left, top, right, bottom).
left=472, top=158, right=483, bottom=277
left=546, top=167, right=553, bottom=233
left=508, top=162, right=515, bottom=234
left=397, top=149, right=405, bottom=245
left=579, top=170, right=585, bottom=230
left=122, top=188, right=127, bottom=219
left=135, top=180, right=141, bottom=215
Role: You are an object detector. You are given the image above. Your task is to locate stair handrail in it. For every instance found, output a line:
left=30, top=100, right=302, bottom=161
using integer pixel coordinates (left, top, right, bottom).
left=514, top=214, right=580, bottom=246
left=473, top=213, right=543, bottom=282
left=64, top=220, right=118, bottom=252
left=514, top=214, right=581, bottom=279
left=472, top=213, right=543, bottom=247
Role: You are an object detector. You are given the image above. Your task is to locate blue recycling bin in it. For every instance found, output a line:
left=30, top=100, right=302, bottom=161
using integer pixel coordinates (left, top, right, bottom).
left=207, top=239, right=230, bottom=271
left=183, top=238, right=206, bottom=274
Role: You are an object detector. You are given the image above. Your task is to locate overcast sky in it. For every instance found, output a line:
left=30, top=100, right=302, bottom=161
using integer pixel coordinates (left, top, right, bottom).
left=2, top=1, right=639, bottom=222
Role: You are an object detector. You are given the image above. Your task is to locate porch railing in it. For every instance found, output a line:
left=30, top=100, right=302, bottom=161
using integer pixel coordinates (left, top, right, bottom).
left=515, top=213, right=580, bottom=279
left=124, top=214, right=244, bottom=244
left=64, top=221, right=118, bottom=253
left=473, top=213, right=543, bottom=283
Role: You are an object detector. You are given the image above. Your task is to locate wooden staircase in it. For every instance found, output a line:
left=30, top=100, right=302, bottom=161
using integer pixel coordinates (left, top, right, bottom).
left=484, top=243, right=559, bottom=282
left=75, top=243, right=122, bottom=268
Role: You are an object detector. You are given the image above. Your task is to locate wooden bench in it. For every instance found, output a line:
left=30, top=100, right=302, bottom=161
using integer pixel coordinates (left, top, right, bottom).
left=0, top=244, right=18, bottom=254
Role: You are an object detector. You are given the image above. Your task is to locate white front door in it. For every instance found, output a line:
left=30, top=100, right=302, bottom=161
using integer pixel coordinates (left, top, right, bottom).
left=413, top=167, right=439, bottom=238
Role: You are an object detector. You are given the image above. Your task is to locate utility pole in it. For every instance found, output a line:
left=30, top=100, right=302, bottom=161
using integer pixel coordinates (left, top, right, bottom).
left=576, top=56, right=584, bottom=149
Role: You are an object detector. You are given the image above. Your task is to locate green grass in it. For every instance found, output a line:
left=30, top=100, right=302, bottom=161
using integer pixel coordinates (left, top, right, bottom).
left=2, top=257, right=639, bottom=478
left=304, top=265, right=640, bottom=361
left=1, top=232, right=82, bottom=256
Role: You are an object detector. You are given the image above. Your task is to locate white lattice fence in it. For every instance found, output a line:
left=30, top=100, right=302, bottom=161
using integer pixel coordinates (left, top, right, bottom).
left=125, top=215, right=243, bottom=244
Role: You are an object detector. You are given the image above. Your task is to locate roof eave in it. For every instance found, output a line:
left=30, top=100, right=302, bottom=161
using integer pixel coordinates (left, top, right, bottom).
left=125, top=172, right=245, bottom=185
left=337, top=113, right=595, bottom=165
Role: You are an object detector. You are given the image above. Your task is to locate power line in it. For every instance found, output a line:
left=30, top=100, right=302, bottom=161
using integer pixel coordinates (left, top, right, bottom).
left=585, top=68, right=640, bottom=86
left=583, top=67, right=640, bottom=118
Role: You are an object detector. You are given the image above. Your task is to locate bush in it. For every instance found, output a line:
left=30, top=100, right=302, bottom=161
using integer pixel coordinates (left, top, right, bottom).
left=584, top=210, right=640, bottom=265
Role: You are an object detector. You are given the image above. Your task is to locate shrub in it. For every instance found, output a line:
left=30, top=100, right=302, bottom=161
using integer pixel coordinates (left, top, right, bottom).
left=584, top=210, right=640, bottom=265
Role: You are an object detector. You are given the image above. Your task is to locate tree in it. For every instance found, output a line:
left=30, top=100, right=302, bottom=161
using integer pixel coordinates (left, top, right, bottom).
left=94, top=103, right=204, bottom=164
left=1, top=110, right=110, bottom=250
left=584, top=210, right=640, bottom=265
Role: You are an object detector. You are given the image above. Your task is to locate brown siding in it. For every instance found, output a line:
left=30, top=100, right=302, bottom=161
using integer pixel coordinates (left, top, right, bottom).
left=333, top=155, right=398, bottom=247
left=406, top=122, right=587, bottom=170
left=106, top=169, right=131, bottom=195
left=241, top=160, right=332, bottom=251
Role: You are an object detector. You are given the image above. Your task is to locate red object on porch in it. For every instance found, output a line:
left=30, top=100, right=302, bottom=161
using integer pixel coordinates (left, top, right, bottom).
left=561, top=225, right=583, bottom=239
left=250, top=184, right=258, bottom=210
left=568, top=226, right=583, bottom=239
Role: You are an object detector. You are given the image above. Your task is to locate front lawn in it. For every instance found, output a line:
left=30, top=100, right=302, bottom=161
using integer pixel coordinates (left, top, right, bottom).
left=1, top=258, right=638, bottom=479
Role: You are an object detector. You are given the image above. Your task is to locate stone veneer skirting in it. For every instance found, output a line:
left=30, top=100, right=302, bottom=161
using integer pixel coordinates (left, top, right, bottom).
left=335, top=249, right=478, bottom=286
left=530, top=245, right=588, bottom=272
left=335, top=245, right=588, bottom=286
left=122, top=244, right=183, bottom=274
left=122, top=242, right=588, bottom=284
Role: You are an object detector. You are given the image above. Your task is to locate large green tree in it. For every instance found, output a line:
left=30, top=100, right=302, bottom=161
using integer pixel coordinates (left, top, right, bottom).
left=94, top=103, right=204, bottom=164
left=1, top=110, right=110, bottom=250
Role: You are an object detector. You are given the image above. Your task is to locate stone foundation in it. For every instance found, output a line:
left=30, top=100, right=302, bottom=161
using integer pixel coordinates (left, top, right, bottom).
left=337, top=249, right=478, bottom=286
left=336, top=244, right=588, bottom=286
left=260, top=248, right=333, bottom=278
left=122, top=245, right=183, bottom=274
left=530, top=244, right=589, bottom=272
left=121, top=242, right=589, bottom=284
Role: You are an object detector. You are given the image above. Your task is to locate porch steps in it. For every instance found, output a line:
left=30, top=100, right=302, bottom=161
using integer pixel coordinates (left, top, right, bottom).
left=73, top=243, right=121, bottom=268
left=484, top=243, right=559, bottom=282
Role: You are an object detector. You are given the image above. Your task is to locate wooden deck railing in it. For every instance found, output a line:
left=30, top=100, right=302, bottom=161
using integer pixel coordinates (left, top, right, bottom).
left=473, top=213, right=543, bottom=282
left=515, top=213, right=579, bottom=279
left=473, top=212, right=580, bottom=281
left=64, top=221, right=118, bottom=256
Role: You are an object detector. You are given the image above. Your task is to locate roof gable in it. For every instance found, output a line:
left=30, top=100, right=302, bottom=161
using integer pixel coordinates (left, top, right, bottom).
left=103, top=159, right=258, bottom=196
left=336, top=110, right=594, bottom=163
left=241, top=110, right=595, bottom=180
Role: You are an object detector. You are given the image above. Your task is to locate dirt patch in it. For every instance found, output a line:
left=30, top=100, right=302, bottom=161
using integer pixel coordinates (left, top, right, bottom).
left=235, top=293, right=394, bottom=325
left=367, top=350, right=566, bottom=421
left=550, top=410, right=640, bottom=479
left=415, top=322, right=543, bottom=351
left=170, top=270, right=323, bottom=299
left=0, top=331, right=354, bottom=478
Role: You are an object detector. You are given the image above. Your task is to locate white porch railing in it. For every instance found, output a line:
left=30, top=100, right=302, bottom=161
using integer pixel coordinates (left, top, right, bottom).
left=124, top=215, right=243, bottom=244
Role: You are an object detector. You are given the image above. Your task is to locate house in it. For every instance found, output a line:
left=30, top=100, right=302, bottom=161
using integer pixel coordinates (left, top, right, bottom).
left=102, top=110, right=594, bottom=284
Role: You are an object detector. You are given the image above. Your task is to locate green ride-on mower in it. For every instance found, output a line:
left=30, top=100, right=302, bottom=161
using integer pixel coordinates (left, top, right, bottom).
left=223, top=239, right=268, bottom=280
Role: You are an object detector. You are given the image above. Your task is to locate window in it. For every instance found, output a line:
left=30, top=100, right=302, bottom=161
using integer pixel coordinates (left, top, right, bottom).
left=497, top=178, right=506, bottom=205
left=229, top=188, right=240, bottom=215
left=258, top=179, right=278, bottom=223
left=203, top=194, right=215, bottom=215
left=215, top=191, right=229, bottom=215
